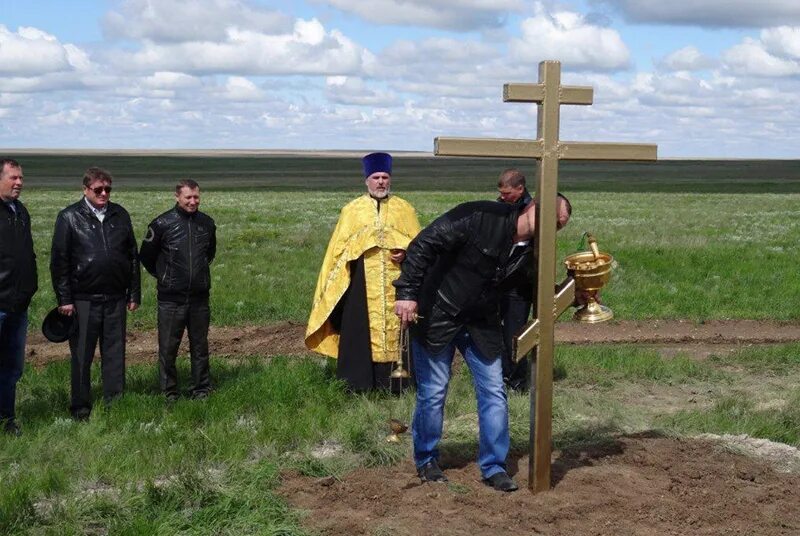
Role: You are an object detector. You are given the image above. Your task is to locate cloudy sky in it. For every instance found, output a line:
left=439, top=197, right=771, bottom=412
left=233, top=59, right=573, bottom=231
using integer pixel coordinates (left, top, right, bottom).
left=1, top=0, right=799, bottom=157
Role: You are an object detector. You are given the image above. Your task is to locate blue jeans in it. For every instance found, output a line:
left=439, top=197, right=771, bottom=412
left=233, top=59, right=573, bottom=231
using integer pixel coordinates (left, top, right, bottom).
left=412, top=329, right=509, bottom=479
left=0, top=310, right=28, bottom=421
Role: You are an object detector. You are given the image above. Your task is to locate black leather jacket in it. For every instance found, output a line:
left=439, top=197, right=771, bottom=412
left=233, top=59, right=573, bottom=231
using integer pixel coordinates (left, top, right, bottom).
left=498, top=188, right=535, bottom=301
left=0, top=200, right=37, bottom=312
left=394, top=201, right=520, bottom=358
left=139, top=205, right=216, bottom=302
left=50, top=199, right=141, bottom=305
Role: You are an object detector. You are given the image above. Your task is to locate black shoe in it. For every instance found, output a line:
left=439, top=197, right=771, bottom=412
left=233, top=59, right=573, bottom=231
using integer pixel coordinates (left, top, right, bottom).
left=190, top=390, right=210, bottom=400
left=2, top=419, right=21, bottom=437
left=417, top=460, right=448, bottom=483
left=483, top=471, right=518, bottom=492
left=165, top=392, right=179, bottom=403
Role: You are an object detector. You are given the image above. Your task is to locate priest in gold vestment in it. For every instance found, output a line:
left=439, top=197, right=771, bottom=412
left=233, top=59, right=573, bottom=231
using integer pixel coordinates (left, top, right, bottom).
left=305, top=152, right=421, bottom=391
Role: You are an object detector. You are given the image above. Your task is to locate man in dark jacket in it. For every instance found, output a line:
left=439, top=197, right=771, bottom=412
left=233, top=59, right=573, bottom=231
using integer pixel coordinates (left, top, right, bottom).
left=0, top=158, right=37, bottom=436
left=496, top=168, right=571, bottom=391
left=139, top=180, right=216, bottom=401
left=496, top=168, right=534, bottom=391
left=50, top=167, right=140, bottom=420
left=394, top=200, right=540, bottom=492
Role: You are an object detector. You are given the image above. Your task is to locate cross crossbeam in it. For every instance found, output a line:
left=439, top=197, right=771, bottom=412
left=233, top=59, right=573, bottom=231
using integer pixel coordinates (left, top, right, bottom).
left=433, top=60, right=657, bottom=493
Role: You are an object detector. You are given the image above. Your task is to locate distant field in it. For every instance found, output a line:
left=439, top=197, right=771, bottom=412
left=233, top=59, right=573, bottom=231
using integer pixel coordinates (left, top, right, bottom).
left=8, top=152, right=800, bottom=328
left=10, top=152, right=800, bottom=193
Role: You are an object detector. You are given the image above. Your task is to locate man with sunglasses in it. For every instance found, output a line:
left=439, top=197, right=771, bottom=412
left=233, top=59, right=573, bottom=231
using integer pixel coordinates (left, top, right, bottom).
left=50, top=167, right=141, bottom=421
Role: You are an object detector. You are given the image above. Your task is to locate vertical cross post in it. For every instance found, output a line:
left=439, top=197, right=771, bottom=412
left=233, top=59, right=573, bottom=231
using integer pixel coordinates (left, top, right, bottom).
left=531, top=60, right=560, bottom=493
left=434, top=60, right=656, bottom=492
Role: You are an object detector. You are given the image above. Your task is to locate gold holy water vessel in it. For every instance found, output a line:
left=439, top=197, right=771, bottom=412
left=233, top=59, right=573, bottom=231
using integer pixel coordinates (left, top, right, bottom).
left=563, top=234, right=614, bottom=323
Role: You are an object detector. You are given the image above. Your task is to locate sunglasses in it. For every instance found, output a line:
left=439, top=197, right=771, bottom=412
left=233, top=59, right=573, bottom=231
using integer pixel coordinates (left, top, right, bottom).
left=88, top=186, right=112, bottom=195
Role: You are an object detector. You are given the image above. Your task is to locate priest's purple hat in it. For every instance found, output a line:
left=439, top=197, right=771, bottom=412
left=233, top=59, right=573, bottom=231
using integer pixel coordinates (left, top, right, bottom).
left=362, top=152, right=392, bottom=177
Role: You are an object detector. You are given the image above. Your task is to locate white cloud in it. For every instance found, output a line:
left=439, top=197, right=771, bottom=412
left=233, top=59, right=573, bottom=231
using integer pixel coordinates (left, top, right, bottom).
left=325, top=76, right=399, bottom=106
left=510, top=7, right=630, bottom=71
left=761, top=26, right=800, bottom=59
left=110, top=18, right=374, bottom=76
left=142, top=72, right=201, bottom=90
left=659, top=46, right=716, bottom=71
left=220, top=76, right=264, bottom=101
left=722, top=38, right=800, bottom=77
left=103, top=0, right=291, bottom=42
left=598, top=0, right=800, bottom=27
left=310, top=0, right=524, bottom=31
left=0, top=25, right=85, bottom=76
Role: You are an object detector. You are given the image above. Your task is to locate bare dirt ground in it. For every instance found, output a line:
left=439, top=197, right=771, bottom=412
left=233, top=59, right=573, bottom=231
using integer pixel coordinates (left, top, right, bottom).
left=25, top=319, right=800, bottom=367
left=279, top=434, right=800, bottom=536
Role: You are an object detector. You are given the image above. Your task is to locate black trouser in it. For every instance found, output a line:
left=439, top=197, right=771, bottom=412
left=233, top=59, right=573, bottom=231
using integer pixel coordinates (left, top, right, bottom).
left=70, top=298, right=127, bottom=414
left=500, top=292, right=532, bottom=389
left=157, top=299, right=211, bottom=397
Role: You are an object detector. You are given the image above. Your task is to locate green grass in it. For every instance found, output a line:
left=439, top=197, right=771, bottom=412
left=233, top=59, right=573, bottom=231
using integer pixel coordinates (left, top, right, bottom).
left=14, top=153, right=800, bottom=193
left=553, top=345, right=723, bottom=387
left=1, top=356, right=408, bottom=535
left=659, top=392, right=800, bottom=446
left=710, top=342, right=800, bottom=373
left=5, top=154, right=800, bottom=532
left=20, top=187, right=800, bottom=331
left=4, top=341, right=800, bottom=533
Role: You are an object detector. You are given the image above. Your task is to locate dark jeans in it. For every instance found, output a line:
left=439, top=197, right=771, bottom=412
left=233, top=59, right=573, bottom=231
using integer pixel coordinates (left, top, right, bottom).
left=0, top=310, right=28, bottom=421
left=69, top=298, right=127, bottom=414
left=500, top=293, right=532, bottom=389
left=158, top=299, right=211, bottom=397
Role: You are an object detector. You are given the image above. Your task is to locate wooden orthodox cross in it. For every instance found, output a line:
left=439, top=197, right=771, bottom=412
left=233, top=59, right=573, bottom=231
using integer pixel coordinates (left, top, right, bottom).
left=434, top=61, right=657, bottom=492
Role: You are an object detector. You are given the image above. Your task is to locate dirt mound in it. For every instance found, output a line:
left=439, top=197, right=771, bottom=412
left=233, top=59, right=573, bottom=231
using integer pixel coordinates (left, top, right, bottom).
left=25, top=319, right=800, bottom=367
left=279, top=435, right=800, bottom=535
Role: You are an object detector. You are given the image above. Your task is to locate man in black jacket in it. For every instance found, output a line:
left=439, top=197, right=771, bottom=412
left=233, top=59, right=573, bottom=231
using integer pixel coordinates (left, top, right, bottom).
left=0, top=158, right=37, bottom=436
left=139, top=180, right=216, bottom=401
left=496, top=168, right=572, bottom=391
left=50, top=167, right=140, bottom=420
left=496, top=168, right=534, bottom=391
left=394, top=200, right=540, bottom=492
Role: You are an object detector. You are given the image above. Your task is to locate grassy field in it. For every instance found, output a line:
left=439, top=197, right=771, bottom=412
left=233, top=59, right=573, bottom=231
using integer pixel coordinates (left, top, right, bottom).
left=22, top=187, right=800, bottom=329
left=14, top=153, right=800, bottom=193
left=2, top=154, right=799, bottom=534
left=2, top=343, right=798, bottom=534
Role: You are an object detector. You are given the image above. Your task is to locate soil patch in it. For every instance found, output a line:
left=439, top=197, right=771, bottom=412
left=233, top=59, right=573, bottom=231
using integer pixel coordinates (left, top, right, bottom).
left=25, top=319, right=800, bottom=367
left=279, top=435, right=800, bottom=535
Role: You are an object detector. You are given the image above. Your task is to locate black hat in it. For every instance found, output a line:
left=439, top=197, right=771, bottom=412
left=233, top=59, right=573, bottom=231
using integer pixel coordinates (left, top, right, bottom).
left=41, top=307, right=74, bottom=343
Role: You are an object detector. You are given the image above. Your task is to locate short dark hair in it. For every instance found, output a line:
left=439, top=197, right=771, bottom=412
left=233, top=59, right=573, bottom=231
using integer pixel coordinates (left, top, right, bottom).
left=82, top=167, right=113, bottom=187
left=175, top=179, right=200, bottom=194
left=1, top=158, right=21, bottom=171
left=498, top=168, right=525, bottom=188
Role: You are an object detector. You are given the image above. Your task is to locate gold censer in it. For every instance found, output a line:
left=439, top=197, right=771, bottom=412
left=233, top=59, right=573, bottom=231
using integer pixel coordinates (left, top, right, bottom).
left=563, top=234, right=614, bottom=323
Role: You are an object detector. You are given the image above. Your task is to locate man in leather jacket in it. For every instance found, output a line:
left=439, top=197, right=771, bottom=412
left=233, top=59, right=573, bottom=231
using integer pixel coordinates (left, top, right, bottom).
left=139, top=180, right=216, bottom=401
left=50, top=167, right=141, bottom=420
left=0, top=159, right=37, bottom=436
left=496, top=169, right=572, bottom=391
left=394, top=200, right=540, bottom=492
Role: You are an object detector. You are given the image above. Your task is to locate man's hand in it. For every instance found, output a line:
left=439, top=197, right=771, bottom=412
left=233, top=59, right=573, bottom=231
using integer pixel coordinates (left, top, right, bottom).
left=390, top=248, right=406, bottom=263
left=394, top=300, right=418, bottom=327
left=127, top=301, right=139, bottom=312
left=58, top=304, right=75, bottom=316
